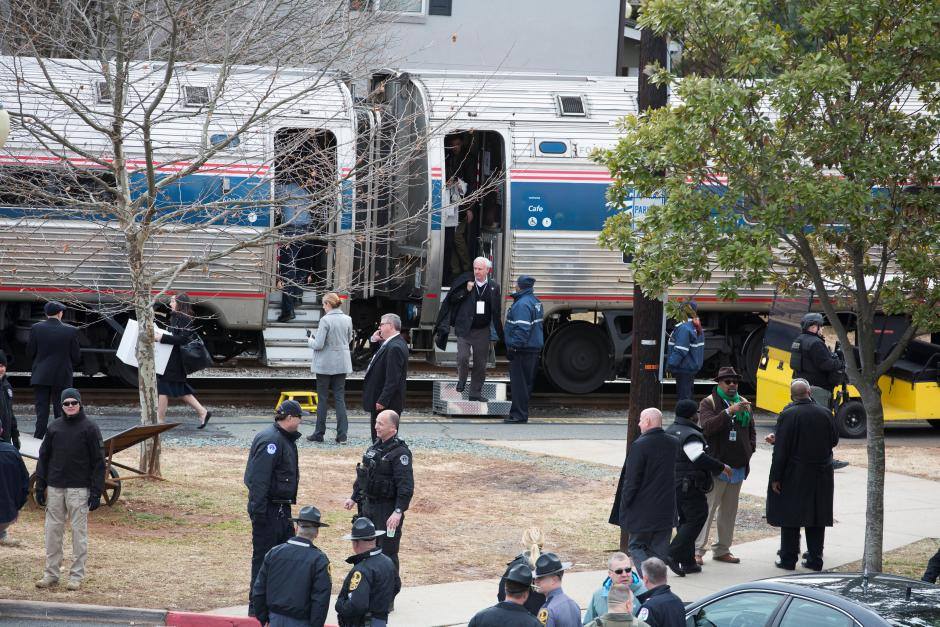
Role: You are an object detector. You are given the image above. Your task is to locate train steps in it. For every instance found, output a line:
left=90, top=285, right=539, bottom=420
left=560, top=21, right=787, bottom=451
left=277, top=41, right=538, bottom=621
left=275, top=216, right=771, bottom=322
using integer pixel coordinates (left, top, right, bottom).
left=432, top=380, right=511, bottom=417
left=262, top=291, right=319, bottom=367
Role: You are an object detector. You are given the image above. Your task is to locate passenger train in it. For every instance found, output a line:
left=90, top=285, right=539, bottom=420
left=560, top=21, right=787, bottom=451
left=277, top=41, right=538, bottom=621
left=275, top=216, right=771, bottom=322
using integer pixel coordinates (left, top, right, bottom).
left=0, top=58, right=777, bottom=392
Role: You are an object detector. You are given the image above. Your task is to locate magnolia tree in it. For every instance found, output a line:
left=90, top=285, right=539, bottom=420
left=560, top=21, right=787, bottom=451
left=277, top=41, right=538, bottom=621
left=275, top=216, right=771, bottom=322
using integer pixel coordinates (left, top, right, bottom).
left=0, top=0, right=454, bottom=475
left=596, top=0, right=940, bottom=571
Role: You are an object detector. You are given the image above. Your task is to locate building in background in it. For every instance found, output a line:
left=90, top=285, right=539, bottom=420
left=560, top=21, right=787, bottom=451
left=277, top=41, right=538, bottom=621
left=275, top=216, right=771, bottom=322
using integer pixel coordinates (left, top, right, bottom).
left=353, top=0, right=640, bottom=76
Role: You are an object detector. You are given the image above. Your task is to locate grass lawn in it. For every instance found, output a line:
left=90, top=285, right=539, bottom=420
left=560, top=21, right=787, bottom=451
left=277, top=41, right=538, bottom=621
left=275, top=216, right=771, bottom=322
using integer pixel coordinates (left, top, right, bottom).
left=0, top=444, right=776, bottom=611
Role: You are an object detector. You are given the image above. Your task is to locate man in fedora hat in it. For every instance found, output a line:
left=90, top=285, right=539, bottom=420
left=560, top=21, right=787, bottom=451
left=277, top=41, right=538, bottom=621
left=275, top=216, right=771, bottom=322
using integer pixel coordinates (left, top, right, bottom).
left=251, top=505, right=332, bottom=627
left=27, top=301, right=81, bottom=439
left=694, top=367, right=756, bottom=566
left=335, top=517, right=398, bottom=627
left=533, top=552, right=580, bottom=627
left=469, top=563, right=541, bottom=627
left=245, top=400, right=303, bottom=615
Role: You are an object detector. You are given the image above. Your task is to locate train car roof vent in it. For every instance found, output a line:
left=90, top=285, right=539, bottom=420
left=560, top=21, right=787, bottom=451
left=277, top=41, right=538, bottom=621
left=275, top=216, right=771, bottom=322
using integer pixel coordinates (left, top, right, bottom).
left=95, top=81, right=112, bottom=104
left=183, top=85, right=211, bottom=107
left=556, top=94, right=586, bottom=117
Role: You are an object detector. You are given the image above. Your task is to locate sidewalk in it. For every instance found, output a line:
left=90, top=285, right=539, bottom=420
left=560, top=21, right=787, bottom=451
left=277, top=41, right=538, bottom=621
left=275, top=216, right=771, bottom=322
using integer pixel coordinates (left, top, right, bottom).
left=208, top=438, right=940, bottom=626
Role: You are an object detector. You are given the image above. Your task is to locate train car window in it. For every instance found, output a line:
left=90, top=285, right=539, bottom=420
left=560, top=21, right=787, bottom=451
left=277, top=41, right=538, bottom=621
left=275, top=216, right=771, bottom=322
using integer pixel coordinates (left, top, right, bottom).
left=538, top=140, right=569, bottom=156
left=0, top=167, right=116, bottom=209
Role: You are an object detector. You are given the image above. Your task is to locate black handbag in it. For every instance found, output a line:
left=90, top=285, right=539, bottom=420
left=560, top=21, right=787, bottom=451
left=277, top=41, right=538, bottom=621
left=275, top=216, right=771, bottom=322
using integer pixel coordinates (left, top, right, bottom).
left=181, top=333, right=214, bottom=374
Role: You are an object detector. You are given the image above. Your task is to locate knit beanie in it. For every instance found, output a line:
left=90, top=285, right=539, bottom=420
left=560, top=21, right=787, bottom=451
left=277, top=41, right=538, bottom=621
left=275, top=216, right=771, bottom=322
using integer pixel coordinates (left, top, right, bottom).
left=675, top=399, right=698, bottom=419
left=60, top=388, right=82, bottom=404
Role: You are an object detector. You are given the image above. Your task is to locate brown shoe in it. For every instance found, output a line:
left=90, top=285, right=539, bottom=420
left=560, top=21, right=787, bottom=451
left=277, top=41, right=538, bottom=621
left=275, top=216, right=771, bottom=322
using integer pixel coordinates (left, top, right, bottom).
left=694, top=555, right=704, bottom=566
left=713, top=553, right=741, bottom=564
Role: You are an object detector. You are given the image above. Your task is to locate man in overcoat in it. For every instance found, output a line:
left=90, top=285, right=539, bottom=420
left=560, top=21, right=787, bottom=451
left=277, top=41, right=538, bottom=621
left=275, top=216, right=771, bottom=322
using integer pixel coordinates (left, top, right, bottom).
left=616, top=408, right=679, bottom=576
left=28, top=301, right=81, bottom=439
left=767, top=378, right=839, bottom=571
left=362, top=313, right=408, bottom=442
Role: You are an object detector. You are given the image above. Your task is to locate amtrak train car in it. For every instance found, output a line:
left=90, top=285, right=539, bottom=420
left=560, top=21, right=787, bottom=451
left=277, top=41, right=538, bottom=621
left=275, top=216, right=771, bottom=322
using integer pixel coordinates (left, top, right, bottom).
left=363, top=71, right=771, bottom=394
left=0, top=56, right=359, bottom=381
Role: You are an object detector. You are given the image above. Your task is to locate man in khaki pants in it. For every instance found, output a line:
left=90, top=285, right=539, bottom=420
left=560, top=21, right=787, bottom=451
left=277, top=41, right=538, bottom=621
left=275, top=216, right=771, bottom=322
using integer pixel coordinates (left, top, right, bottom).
left=694, top=368, right=756, bottom=566
left=34, top=388, right=104, bottom=591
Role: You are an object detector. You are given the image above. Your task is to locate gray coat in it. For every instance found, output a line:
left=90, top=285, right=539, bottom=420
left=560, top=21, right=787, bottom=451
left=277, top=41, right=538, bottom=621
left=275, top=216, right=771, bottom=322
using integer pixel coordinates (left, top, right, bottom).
left=309, top=309, right=353, bottom=375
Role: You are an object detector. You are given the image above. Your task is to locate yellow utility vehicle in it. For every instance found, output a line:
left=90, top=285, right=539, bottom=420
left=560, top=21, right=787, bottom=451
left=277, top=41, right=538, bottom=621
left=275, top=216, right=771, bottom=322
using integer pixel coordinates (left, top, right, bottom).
left=755, top=309, right=940, bottom=438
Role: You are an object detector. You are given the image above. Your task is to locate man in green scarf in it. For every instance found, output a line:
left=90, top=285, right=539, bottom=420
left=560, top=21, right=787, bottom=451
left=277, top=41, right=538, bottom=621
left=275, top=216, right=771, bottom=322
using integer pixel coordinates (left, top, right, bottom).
left=694, top=367, right=757, bottom=567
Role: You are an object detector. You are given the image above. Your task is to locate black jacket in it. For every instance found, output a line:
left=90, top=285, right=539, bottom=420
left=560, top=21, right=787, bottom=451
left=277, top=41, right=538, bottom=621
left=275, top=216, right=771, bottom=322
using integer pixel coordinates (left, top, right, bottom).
left=435, top=273, right=504, bottom=340
left=251, top=536, right=331, bottom=627
left=28, top=317, right=81, bottom=388
left=766, top=398, right=839, bottom=528
left=666, top=416, right=725, bottom=493
left=637, top=585, right=685, bottom=627
left=0, top=441, right=29, bottom=524
left=617, top=427, right=678, bottom=533
left=244, top=423, right=301, bottom=517
left=497, top=553, right=545, bottom=616
left=0, top=376, right=19, bottom=449
left=791, top=332, right=842, bottom=391
left=335, top=548, right=399, bottom=626
left=158, top=313, right=194, bottom=383
left=35, top=410, right=105, bottom=494
left=352, top=436, right=414, bottom=512
left=361, top=334, right=408, bottom=413
left=469, top=601, right=542, bottom=627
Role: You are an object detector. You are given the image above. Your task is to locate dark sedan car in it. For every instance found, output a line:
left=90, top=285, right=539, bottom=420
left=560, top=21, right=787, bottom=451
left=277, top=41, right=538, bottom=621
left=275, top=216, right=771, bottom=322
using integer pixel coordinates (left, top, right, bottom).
left=684, top=573, right=940, bottom=626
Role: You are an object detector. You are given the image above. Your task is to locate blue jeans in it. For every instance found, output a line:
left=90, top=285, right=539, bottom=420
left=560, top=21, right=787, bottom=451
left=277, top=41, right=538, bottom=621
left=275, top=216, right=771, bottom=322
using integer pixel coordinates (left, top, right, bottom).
left=674, top=371, right=695, bottom=401
left=314, top=373, right=348, bottom=439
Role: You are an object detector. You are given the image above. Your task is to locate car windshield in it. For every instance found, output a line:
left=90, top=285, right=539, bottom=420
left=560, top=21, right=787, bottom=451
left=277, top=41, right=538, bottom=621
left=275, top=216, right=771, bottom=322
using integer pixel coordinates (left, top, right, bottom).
left=885, top=608, right=940, bottom=627
left=788, top=575, right=940, bottom=627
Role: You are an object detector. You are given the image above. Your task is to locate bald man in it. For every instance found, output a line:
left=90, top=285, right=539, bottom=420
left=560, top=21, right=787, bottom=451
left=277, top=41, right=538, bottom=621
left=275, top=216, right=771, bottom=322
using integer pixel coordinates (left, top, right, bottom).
left=616, top=408, right=680, bottom=576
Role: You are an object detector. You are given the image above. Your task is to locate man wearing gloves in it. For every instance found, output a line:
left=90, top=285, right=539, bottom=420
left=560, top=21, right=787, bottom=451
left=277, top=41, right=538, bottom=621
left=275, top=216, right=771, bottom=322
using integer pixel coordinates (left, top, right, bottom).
left=34, top=388, right=105, bottom=591
left=504, top=275, right=543, bottom=424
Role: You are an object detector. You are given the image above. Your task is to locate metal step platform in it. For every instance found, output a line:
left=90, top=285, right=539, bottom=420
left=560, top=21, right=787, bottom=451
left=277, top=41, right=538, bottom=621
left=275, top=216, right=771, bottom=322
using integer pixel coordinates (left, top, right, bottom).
left=263, top=291, right=320, bottom=367
left=432, top=380, right=511, bottom=417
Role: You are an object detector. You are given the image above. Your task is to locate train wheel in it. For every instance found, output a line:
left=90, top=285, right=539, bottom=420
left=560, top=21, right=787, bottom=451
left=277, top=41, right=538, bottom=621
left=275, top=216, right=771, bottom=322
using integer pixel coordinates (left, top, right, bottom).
left=741, top=325, right=766, bottom=386
left=928, top=419, right=940, bottom=430
left=104, top=467, right=122, bottom=506
left=835, top=400, right=867, bottom=438
left=542, top=321, right=612, bottom=394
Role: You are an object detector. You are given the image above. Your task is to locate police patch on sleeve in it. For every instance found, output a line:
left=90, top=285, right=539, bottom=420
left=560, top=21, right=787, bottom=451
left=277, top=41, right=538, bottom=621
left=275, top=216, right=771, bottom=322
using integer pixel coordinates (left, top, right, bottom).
left=638, top=608, right=649, bottom=621
left=266, top=443, right=277, bottom=455
left=400, top=455, right=410, bottom=466
left=349, top=570, right=362, bottom=591
left=537, top=608, right=548, bottom=625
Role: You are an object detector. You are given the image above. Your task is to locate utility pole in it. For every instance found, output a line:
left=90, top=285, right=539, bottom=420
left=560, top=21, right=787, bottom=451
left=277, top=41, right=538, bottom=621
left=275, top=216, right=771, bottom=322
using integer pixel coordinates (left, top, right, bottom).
left=617, top=18, right=668, bottom=554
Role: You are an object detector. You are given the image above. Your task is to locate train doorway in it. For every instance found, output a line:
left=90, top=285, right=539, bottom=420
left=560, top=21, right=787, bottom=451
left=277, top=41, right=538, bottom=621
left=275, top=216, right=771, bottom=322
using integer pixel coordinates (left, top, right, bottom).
left=442, top=130, right=506, bottom=287
left=273, top=128, right=337, bottom=293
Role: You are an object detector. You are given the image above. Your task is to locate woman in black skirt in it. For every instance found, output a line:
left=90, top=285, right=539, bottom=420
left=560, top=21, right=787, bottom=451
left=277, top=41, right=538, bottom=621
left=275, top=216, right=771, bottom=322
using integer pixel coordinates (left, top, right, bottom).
left=154, top=294, right=211, bottom=428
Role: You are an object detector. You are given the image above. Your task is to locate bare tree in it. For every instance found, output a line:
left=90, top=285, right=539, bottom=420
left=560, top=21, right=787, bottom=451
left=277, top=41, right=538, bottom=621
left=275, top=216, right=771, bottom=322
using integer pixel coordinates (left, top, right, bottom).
left=0, top=0, right=475, bottom=475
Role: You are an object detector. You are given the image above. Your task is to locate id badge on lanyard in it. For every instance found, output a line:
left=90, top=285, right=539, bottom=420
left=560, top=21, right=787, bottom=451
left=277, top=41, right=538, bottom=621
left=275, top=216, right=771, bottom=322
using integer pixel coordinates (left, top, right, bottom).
left=476, top=300, right=486, bottom=315
left=729, top=429, right=737, bottom=442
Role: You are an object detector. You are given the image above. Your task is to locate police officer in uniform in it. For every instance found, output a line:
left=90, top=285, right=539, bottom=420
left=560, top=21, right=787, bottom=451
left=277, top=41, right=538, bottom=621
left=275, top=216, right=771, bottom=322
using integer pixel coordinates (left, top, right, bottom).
left=790, top=313, right=843, bottom=408
left=343, top=410, right=414, bottom=583
left=469, top=563, right=541, bottom=627
left=335, top=517, right=398, bottom=627
left=244, top=400, right=303, bottom=615
left=666, top=400, right=731, bottom=575
left=533, top=553, right=580, bottom=627
left=251, top=506, right=332, bottom=627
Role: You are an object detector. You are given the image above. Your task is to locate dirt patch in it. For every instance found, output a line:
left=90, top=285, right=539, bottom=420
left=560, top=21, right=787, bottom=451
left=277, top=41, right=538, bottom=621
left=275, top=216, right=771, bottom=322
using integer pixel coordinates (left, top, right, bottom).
left=0, top=445, right=776, bottom=611
left=834, top=537, right=938, bottom=580
left=830, top=446, right=940, bottom=482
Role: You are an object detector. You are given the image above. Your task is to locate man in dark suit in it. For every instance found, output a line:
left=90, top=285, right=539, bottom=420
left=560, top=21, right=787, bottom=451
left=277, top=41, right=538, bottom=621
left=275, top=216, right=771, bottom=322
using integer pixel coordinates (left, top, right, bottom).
left=27, top=302, right=81, bottom=439
left=616, top=407, right=680, bottom=577
left=362, top=313, right=408, bottom=441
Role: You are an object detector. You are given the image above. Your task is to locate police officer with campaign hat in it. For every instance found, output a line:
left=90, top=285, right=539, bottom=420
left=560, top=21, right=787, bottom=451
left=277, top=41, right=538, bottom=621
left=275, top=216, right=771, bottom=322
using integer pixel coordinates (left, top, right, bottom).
left=244, top=399, right=303, bottom=615
left=469, top=563, right=542, bottom=627
left=666, top=399, right=731, bottom=575
left=533, top=553, right=581, bottom=627
left=251, top=506, right=332, bottom=627
left=336, top=517, right=398, bottom=627
left=343, top=410, right=414, bottom=582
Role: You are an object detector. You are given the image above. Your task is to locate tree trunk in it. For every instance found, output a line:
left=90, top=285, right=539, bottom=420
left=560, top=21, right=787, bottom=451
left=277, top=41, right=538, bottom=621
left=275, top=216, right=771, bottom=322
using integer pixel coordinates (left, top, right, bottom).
left=859, top=381, right=885, bottom=572
left=134, top=292, right=162, bottom=478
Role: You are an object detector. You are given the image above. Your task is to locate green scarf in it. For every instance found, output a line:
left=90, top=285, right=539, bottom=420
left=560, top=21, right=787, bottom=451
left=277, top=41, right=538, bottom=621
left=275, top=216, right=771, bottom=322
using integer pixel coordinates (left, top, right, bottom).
left=716, top=386, right=751, bottom=427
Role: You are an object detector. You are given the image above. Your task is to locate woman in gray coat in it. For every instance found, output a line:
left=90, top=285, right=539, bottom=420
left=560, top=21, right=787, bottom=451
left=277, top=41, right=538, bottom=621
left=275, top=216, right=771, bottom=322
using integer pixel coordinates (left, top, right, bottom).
left=307, top=292, right=353, bottom=443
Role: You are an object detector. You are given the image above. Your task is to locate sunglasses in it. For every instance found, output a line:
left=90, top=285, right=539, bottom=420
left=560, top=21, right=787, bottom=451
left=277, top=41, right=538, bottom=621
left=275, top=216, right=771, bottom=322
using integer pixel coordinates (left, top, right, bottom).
left=62, top=400, right=80, bottom=407
left=720, top=379, right=738, bottom=384
left=610, top=567, right=632, bottom=575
